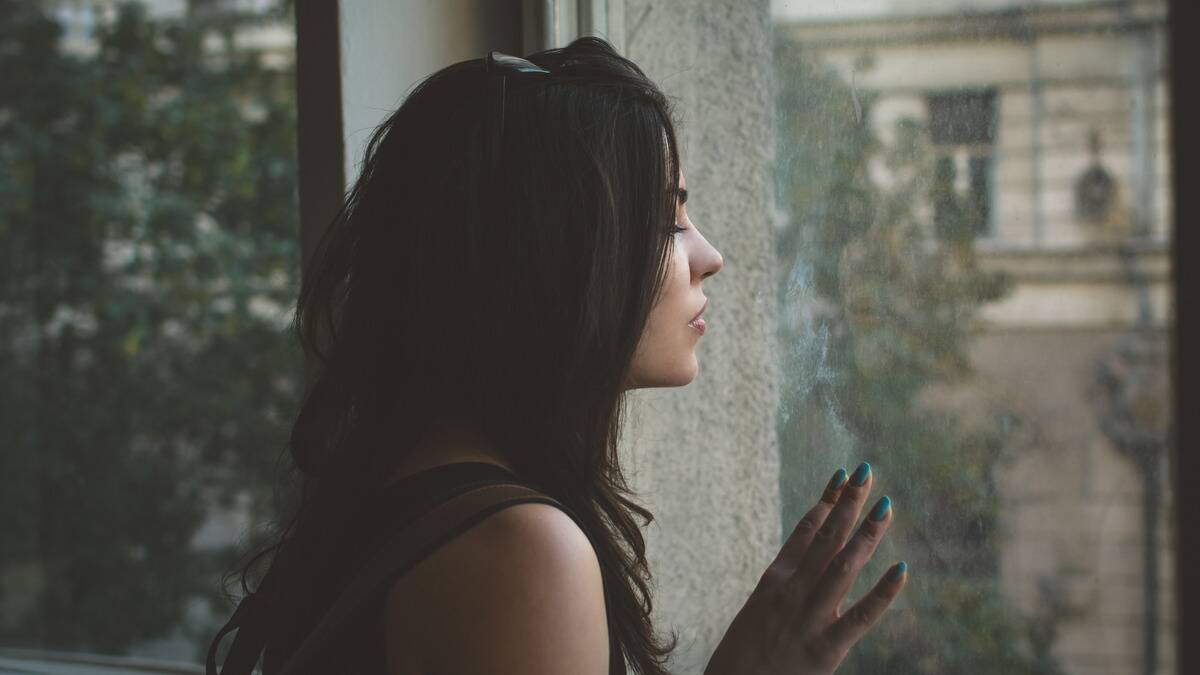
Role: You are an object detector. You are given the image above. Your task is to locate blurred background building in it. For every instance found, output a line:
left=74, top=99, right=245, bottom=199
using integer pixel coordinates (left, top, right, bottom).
left=777, top=1, right=1173, bottom=673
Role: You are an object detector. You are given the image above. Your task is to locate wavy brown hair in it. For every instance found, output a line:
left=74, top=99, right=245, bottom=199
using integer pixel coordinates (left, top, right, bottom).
left=228, top=36, right=684, bottom=674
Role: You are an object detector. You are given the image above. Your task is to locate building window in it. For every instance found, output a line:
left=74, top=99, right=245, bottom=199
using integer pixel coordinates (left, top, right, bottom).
left=927, top=89, right=997, bottom=238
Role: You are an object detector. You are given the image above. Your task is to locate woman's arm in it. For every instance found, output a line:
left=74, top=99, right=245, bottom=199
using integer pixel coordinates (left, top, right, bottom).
left=383, top=502, right=610, bottom=675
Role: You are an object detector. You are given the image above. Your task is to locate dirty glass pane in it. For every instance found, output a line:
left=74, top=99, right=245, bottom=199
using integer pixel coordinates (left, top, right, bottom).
left=771, top=1, right=1173, bottom=674
left=0, top=0, right=299, bottom=667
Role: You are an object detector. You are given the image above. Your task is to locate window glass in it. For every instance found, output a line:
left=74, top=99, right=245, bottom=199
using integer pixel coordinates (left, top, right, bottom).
left=0, top=0, right=298, bottom=666
left=771, top=1, right=1173, bottom=673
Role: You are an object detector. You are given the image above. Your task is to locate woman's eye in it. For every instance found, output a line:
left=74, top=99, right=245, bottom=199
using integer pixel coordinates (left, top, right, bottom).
left=671, top=224, right=687, bottom=235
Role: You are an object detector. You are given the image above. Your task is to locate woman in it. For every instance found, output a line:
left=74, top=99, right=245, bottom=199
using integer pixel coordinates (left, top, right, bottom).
left=223, top=36, right=905, bottom=675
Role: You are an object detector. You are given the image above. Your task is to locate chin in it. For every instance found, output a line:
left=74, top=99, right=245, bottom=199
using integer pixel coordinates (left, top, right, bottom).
left=636, top=356, right=699, bottom=389
left=624, top=335, right=702, bottom=390
left=672, top=356, right=700, bottom=385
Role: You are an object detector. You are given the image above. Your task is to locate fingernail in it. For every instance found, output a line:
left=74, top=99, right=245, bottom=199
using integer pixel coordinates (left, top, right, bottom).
left=868, top=495, right=891, bottom=522
left=850, top=461, right=871, bottom=487
left=889, top=561, right=907, bottom=582
left=826, top=468, right=848, bottom=490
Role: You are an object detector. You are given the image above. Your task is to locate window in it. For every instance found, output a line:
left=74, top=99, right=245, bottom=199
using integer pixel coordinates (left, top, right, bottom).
left=0, top=0, right=299, bottom=667
left=928, top=90, right=997, bottom=237
left=773, top=1, right=1174, bottom=673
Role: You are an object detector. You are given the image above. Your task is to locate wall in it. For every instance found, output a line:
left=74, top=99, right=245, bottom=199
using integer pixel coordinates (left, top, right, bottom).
left=338, top=0, right=521, bottom=189
left=616, top=1, right=784, bottom=673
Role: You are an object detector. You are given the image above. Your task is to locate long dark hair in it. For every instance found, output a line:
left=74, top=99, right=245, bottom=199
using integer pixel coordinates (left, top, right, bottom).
left=230, top=36, right=683, bottom=674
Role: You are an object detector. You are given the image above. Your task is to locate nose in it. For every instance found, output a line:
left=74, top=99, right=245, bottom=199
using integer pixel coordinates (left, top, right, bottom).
left=700, top=245, right=723, bottom=281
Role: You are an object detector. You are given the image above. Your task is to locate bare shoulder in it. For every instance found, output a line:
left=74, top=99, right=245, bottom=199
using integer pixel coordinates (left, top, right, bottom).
left=383, top=502, right=610, bottom=675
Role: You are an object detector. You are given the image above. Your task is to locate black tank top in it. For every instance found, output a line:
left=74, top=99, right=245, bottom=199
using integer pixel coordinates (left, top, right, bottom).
left=263, top=461, right=626, bottom=674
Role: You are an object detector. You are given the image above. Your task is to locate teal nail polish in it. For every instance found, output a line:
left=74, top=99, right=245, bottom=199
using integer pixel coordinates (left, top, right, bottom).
left=827, top=468, right=848, bottom=490
left=869, top=495, right=891, bottom=521
left=850, top=461, right=871, bottom=487
left=889, top=561, right=907, bottom=582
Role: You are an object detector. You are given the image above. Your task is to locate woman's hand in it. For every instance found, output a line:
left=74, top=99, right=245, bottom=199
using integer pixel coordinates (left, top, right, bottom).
left=703, top=462, right=906, bottom=675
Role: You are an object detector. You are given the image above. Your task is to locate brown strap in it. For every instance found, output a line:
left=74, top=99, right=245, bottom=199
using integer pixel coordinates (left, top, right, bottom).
left=275, top=482, right=555, bottom=675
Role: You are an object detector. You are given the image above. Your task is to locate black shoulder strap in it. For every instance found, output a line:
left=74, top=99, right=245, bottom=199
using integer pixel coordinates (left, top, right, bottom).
left=206, top=481, right=562, bottom=675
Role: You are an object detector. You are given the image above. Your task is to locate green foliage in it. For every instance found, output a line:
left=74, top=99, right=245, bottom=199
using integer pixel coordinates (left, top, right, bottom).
left=0, top=0, right=300, bottom=658
left=771, top=31, right=1061, bottom=674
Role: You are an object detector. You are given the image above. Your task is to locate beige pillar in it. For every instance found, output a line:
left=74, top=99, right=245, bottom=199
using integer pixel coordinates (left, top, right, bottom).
left=616, top=2, right=783, bottom=673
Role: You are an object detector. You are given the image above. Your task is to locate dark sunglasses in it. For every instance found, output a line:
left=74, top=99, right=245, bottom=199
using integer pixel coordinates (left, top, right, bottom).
left=483, top=51, right=550, bottom=177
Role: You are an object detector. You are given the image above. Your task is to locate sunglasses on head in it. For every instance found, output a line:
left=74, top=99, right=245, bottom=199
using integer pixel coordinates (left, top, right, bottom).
left=483, top=51, right=550, bottom=177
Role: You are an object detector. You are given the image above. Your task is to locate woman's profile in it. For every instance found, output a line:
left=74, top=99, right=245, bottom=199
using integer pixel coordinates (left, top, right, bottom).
left=209, top=36, right=906, bottom=675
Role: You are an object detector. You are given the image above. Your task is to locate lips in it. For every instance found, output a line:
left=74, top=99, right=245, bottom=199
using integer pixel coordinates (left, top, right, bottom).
left=688, top=299, right=708, bottom=335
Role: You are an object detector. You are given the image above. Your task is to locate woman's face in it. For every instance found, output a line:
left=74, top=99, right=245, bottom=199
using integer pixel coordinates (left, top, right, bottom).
left=624, top=168, right=724, bottom=389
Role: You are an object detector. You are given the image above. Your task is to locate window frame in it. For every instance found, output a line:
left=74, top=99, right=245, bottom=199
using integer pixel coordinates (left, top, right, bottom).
left=1167, top=0, right=1194, bottom=672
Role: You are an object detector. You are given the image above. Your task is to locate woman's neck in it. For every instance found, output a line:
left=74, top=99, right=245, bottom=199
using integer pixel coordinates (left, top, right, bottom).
left=384, top=418, right=518, bottom=487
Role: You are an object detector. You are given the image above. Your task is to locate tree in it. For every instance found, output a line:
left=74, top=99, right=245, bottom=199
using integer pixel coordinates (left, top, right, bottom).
left=0, top=0, right=301, bottom=660
left=771, top=32, right=1064, bottom=674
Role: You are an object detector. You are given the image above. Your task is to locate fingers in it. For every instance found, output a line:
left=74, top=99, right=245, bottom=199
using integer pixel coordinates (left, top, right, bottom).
left=767, top=468, right=849, bottom=577
left=784, top=462, right=874, bottom=600
left=804, top=494, right=894, bottom=619
left=823, top=561, right=908, bottom=652
left=815, top=467, right=849, bottom=508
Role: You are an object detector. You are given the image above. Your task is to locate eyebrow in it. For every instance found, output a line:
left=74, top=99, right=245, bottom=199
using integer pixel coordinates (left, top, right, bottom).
left=677, top=188, right=688, bottom=205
